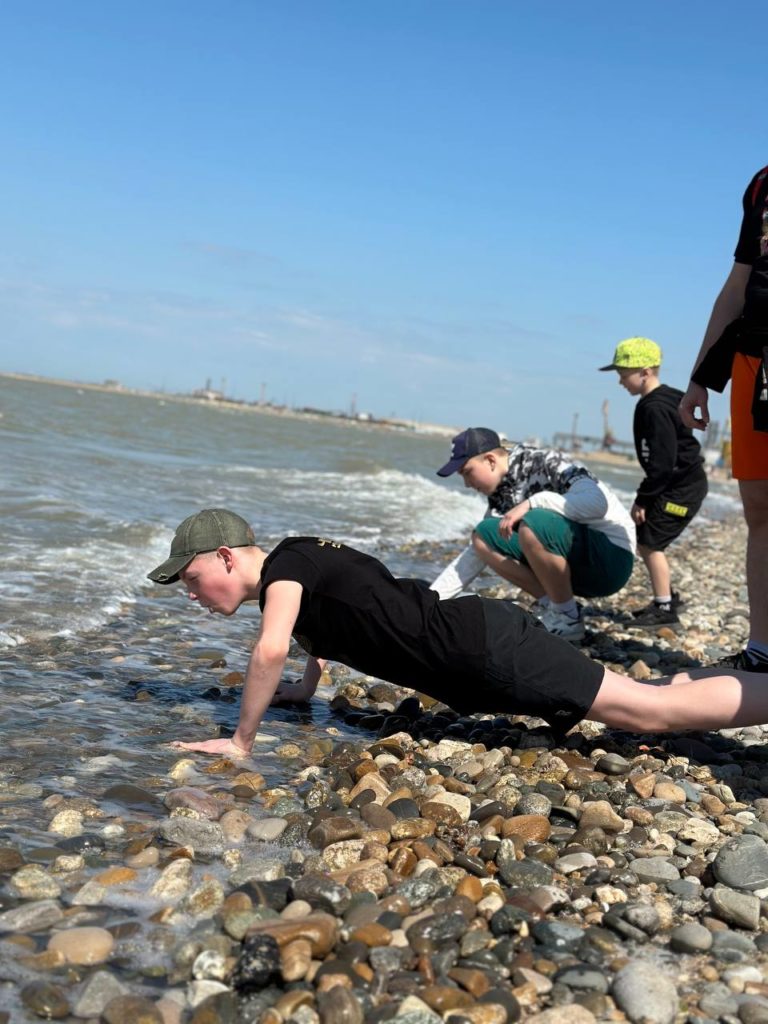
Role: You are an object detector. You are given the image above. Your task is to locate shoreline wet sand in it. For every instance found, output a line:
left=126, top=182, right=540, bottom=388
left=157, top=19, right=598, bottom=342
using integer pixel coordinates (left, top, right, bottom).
left=3, top=514, right=768, bottom=1024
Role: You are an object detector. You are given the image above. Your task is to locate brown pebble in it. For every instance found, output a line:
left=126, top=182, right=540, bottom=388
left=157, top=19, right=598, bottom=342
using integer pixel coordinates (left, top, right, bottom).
left=389, top=818, right=436, bottom=840
left=421, top=984, right=474, bottom=1011
left=350, top=922, right=392, bottom=947
left=245, top=912, right=339, bottom=957
left=389, top=848, right=417, bottom=876
left=449, top=966, right=491, bottom=997
left=456, top=876, right=484, bottom=903
left=502, top=814, right=551, bottom=843
left=94, top=867, right=138, bottom=886
left=102, top=995, right=164, bottom=1024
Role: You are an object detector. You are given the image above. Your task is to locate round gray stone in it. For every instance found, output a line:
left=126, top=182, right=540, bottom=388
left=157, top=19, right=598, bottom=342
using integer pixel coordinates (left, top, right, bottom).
left=612, top=961, right=679, bottom=1024
left=714, top=835, right=768, bottom=892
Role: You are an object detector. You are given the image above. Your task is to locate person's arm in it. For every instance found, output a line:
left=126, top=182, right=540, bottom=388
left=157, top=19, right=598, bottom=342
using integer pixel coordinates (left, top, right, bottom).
left=173, top=579, right=303, bottom=756
left=679, top=262, right=751, bottom=429
left=271, top=656, right=327, bottom=705
left=528, top=476, right=608, bottom=522
left=430, top=543, right=487, bottom=599
left=634, top=406, right=677, bottom=508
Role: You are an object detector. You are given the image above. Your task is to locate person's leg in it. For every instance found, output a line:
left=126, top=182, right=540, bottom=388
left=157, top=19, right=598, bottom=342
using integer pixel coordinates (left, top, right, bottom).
left=470, top=532, right=545, bottom=597
left=587, top=665, right=768, bottom=732
left=739, top=479, right=768, bottom=647
left=638, top=544, right=671, bottom=600
left=517, top=522, right=574, bottom=603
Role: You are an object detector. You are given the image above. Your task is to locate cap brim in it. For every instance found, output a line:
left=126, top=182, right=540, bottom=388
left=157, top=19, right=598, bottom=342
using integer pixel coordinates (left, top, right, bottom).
left=436, top=458, right=467, bottom=477
left=147, top=552, right=196, bottom=585
left=598, top=363, right=618, bottom=371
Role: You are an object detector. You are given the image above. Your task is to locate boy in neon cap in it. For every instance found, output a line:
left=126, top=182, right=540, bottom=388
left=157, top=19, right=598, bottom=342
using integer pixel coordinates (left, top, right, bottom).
left=149, top=508, right=761, bottom=757
left=600, top=337, right=708, bottom=627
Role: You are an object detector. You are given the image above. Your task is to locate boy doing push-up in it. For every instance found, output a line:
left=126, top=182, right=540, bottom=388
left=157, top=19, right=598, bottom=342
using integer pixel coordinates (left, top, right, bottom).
left=149, top=508, right=764, bottom=757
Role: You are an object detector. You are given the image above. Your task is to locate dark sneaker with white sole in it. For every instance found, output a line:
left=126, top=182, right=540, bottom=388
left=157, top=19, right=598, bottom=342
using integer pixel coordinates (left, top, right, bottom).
left=632, top=591, right=685, bottom=618
left=631, top=604, right=680, bottom=628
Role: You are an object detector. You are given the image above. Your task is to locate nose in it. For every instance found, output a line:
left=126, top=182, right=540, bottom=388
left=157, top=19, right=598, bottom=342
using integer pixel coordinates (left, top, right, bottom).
left=187, top=590, right=198, bottom=602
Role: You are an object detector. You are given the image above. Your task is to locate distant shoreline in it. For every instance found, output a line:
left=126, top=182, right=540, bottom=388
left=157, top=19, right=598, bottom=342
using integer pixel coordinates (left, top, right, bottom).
left=0, top=370, right=459, bottom=439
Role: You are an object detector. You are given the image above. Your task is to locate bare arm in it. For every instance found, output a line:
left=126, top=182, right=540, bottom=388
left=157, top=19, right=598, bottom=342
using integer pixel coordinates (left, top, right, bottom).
left=271, top=656, right=327, bottom=704
left=174, top=580, right=303, bottom=756
left=679, top=262, right=751, bottom=429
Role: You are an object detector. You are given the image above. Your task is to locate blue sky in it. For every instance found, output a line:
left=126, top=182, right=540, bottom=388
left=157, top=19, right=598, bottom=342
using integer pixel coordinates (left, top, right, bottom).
left=0, top=1, right=764, bottom=441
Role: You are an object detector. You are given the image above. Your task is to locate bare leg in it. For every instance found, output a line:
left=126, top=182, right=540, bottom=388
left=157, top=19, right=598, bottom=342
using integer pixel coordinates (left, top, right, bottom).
left=587, top=666, right=768, bottom=732
left=740, top=480, right=768, bottom=645
left=518, top=522, right=574, bottom=603
left=638, top=544, right=671, bottom=599
left=471, top=533, right=545, bottom=598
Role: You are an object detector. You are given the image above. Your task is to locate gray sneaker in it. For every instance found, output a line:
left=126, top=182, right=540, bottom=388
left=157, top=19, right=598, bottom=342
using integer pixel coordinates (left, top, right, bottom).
left=539, top=607, right=585, bottom=643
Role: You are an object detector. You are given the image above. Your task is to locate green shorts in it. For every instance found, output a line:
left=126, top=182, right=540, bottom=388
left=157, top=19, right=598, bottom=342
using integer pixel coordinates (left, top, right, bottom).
left=474, top=509, right=634, bottom=598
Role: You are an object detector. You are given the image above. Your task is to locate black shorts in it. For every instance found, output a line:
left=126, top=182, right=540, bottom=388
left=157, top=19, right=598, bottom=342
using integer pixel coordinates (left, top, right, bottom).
left=476, top=599, right=604, bottom=734
left=636, top=478, right=707, bottom=552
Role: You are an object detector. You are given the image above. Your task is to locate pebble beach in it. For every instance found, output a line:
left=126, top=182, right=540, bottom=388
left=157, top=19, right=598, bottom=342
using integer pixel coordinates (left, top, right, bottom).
left=4, top=511, right=768, bottom=1024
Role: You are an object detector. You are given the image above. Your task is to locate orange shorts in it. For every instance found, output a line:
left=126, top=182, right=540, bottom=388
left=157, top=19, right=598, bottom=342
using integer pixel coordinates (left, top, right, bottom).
left=731, top=352, right=768, bottom=480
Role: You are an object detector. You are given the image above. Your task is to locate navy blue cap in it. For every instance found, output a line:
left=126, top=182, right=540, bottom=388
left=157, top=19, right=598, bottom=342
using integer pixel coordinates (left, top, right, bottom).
left=436, top=427, right=502, bottom=477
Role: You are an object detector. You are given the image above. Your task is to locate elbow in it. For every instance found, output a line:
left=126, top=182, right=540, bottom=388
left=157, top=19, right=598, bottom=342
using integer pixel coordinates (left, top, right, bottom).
left=252, top=639, right=291, bottom=666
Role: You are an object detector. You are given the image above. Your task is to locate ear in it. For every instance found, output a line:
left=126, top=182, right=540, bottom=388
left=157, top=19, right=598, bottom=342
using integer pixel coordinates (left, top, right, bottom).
left=217, top=546, right=236, bottom=572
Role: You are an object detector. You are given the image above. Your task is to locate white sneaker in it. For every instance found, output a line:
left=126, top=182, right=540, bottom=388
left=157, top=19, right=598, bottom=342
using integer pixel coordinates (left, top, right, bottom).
left=539, top=607, right=585, bottom=643
left=529, top=598, right=551, bottom=619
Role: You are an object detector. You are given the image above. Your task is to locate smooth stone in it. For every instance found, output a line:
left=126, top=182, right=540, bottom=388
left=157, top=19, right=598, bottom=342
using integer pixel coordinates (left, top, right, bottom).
left=406, top=912, right=467, bottom=953
left=612, top=962, right=679, bottom=1024
left=244, top=912, right=339, bottom=957
left=515, top=793, right=553, bottom=816
left=526, top=1007, right=596, bottom=1023
left=247, top=818, right=288, bottom=841
left=711, top=930, right=757, bottom=963
left=532, top=920, right=584, bottom=953
left=578, top=801, right=625, bottom=832
left=48, top=927, right=114, bottom=965
left=21, top=981, right=70, bottom=1020
left=156, top=818, right=226, bottom=857
left=427, top=791, right=472, bottom=822
left=101, top=994, right=164, bottom=1023
left=496, top=839, right=553, bottom=887
left=103, top=784, right=163, bottom=810
left=163, top=787, right=227, bottom=819
left=308, top=817, right=365, bottom=848
left=73, top=971, right=129, bottom=1018
left=386, top=798, right=421, bottom=820
left=317, top=985, right=365, bottom=1024
left=0, top=899, right=63, bottom=932
left=628, top=858, right=680, bottom=883
left=595, top=753, right=630, bottom=775
left=11, top=864, right=61, bottom=899
left=671, top=925, right=716, bottom=954
left=677, top=817, right=721, bottom=845
left=714, top=835, right=768, bottom=891
left=622, top=903, right=661, bottom=935
left=553, top=965, right=609, bottom=993
left=710, top=886, right=761, bottom=930
left=555, top=852, right=597, bottom=874
left=292, top=875, right=352, bottom=915
left=151, top=859, right=193, bottom=900
left=502, top=814, right=552, bottom=843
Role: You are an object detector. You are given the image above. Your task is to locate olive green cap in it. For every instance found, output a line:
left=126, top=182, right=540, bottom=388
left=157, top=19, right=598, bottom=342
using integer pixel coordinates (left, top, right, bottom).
left=148, top=508, right=256, bottom=584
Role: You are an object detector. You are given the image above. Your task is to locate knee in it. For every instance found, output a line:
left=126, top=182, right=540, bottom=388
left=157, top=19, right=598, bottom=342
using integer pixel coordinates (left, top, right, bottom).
left=471, top=531, right=492, bottom=558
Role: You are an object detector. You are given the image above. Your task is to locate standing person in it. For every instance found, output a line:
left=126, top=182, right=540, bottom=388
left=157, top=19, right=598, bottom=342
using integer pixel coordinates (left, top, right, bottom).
left=429, top=429, right=635, bottom=643
left=679, top=164, right=768, bottom=672
left=600, top=337, right=708, bottom=627
left=149, top=508, right=766, bottom=757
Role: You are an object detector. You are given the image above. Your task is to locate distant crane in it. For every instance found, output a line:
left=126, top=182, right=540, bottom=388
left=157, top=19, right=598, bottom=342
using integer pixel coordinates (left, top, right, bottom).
left=601, top=399, right=616, bottom=450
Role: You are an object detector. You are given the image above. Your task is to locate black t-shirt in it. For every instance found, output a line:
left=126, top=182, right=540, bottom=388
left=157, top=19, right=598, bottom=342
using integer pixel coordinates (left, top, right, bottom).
left=734, top=166, right=768, bottom=324
left=633, top=385, right=706, bottom=507
left=259, top=537, right=486, bottom=700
